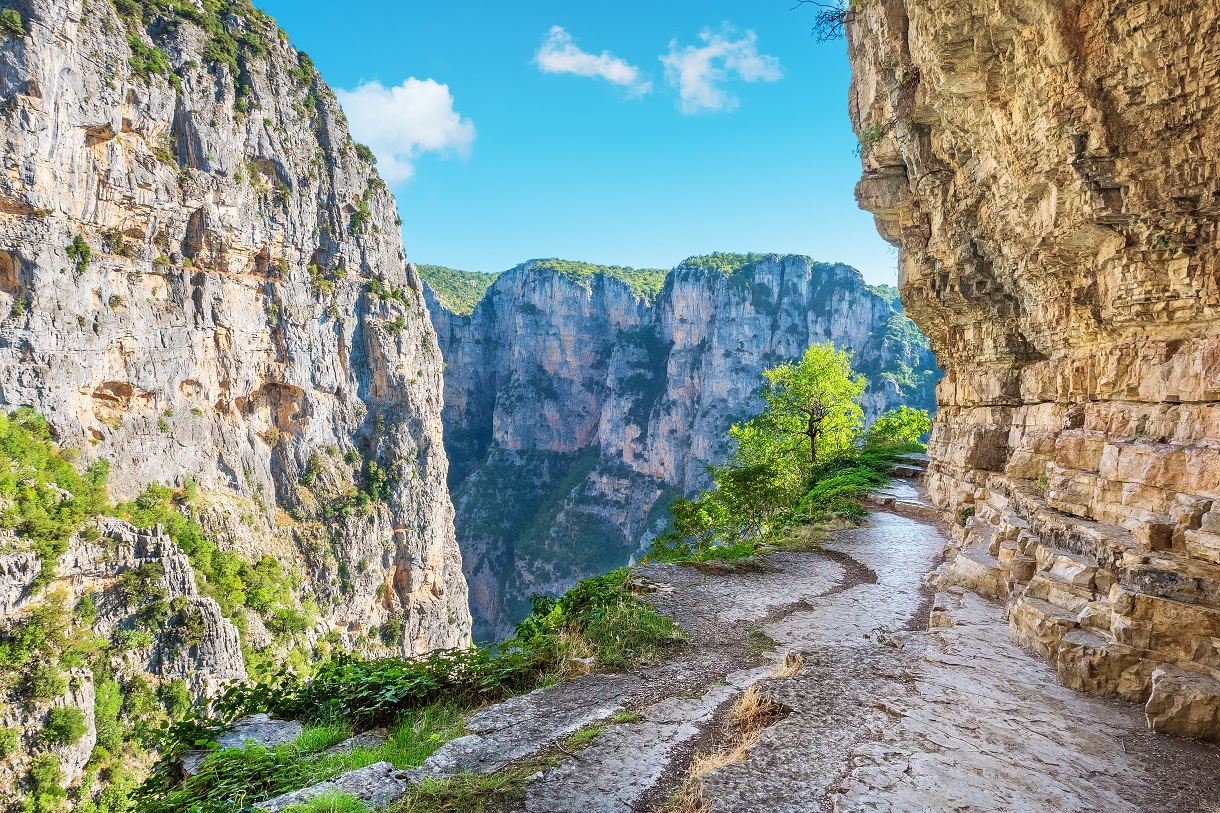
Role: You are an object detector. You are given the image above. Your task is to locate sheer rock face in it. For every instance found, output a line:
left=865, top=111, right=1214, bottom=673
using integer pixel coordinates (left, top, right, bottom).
left=0, top=0, right=469, bottom=669
left=848, top=0, right=1220, bottom=737
left=429, top=257, right=938, bottom=640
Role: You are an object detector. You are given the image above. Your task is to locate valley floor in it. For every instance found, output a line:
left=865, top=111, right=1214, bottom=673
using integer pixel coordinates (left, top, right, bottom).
left=399, top=488, right=1220, bottom=812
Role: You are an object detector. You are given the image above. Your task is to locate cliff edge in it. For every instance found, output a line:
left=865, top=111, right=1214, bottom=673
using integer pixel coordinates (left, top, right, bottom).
left=848, top=0, right=1220, bottom=737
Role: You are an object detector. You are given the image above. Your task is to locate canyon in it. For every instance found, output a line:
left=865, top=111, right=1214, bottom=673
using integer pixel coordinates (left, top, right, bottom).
left=849, top=0, right=1220, bottom=737
left=0, top=0, right=1217, bottom=809
left=424, top=256, right=939, bottom=640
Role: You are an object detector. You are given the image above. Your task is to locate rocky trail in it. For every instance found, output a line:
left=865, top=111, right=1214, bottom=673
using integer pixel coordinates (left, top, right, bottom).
left=248, top=480, right=1220, bottom=813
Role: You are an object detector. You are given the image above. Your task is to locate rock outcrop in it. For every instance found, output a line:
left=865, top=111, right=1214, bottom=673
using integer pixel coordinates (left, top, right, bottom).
left=848, top=0, right=1220, bottom=738
left=0, top=517, right=246, bottom=792
left=427, top=255, right=939, bottom=640
left=0, top=0, right=468, bottom=656
left=0, top=0, right=470, bottom=803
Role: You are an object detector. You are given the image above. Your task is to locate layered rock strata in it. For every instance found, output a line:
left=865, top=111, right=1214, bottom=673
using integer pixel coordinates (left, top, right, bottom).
left=848, top=0, right=1220, bottom=738
left=427, top=256, right=939, bottom=640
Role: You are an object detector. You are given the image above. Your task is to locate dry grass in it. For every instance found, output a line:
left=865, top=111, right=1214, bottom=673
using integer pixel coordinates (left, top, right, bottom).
left=772, top=651, right=805, bottom=678
left=666, top=685, right=788, bottom=813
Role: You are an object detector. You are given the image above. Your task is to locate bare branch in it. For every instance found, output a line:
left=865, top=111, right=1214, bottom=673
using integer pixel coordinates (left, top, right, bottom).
left=791, top=0, right=851, bottom=42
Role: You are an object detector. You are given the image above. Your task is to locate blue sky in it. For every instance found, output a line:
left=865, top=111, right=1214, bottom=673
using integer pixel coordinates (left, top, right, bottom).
left=255, top=0, right=898, bottom=284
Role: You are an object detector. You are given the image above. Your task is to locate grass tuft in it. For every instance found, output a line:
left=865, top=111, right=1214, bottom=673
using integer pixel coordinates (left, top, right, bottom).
left=666, top=685, right=788, bottom=813
left=773, top=651, right=805, bottom=678
left=282, top=791, right=369, bottom=813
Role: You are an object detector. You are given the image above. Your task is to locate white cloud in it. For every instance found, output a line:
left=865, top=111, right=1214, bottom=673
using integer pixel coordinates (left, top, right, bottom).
left=535, top=26, right=652, bottom=98
left=660, top=27, right=783, bottom=114
left=335, top=78, right=476, bottom=184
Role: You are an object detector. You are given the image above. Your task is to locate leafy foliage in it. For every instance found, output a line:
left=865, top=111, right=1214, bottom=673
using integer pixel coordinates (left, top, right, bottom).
left=746, top=343, right=866, bottom=467
left=864, top=405, right=931, bottom=447
left=114, top=484, right=296, bottom=619
left=678, top=252, right=770, bottom=277
left=647, top=343, right=931, bottom=563
left=866, top=283, right=901, bottom=308
left=0, top=8, right=26, bottom=38
left=42, top=707, right=88, bottom=745
left=0, top=410, right=109, bottom=584
left=416, top=265, right=499, bottom=316
left=25, top=753, right=66, bottom=813
left=66, top=235, right=92, bottom=273
left=526, top=259, right=669, bottom=302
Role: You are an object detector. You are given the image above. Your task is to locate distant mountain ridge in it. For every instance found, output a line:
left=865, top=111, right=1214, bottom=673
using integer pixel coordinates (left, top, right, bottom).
left=424, top=254, right=940, bottom=641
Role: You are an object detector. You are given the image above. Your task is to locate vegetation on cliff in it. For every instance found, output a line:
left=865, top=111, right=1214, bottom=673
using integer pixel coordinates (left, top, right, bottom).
left=416, top=265, right=500, bottom=316
left=648, top=341, right=930, bottom=563
left=527, top=260, right=670, bottom=302
left=0, top=410, right=323, bottom=813
left=135, top=569, right=684, bottom=813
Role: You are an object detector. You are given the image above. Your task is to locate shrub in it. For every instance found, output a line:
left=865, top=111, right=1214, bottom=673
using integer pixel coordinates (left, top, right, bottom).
left=67, top=235, right=91, bottom=273
left=118, top=563, right=167, bottom=604
left=0, top=409, right=109, bottom=582
left=0, top=726, right=19, bottom=758
left=0, top=8, right=25, bottom=38
left=25, top=753, right=66, bottom=813
left=865, top=405, right=932, bottom=447
left=352, top=143, right=376, bottom=165
left=42, top=707, right=87, bottom=745
left=94, top=679, right=123, bottom=753
left=26, top=662, right=66, bottom=702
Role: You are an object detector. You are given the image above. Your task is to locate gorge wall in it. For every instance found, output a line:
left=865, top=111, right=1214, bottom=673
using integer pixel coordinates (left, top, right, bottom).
left=426, top=255, right=939, bottom=641
left=848, top=0, right=1220, bottom=737
left=0, top=0, right=470, bottom=796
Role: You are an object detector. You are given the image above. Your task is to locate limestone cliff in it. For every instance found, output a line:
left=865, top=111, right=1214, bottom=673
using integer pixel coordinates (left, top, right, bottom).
left=0, top=0, right=470, bottom=796
left=848, top=0, right=1220, bottom=738
left=426, top=255, right=939, bottom=640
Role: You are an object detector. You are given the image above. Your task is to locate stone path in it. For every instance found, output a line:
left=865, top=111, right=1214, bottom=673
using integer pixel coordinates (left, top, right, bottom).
left=251, top=483, right=1220, bottom=812
left=511, top=498, right=1220, bottom=812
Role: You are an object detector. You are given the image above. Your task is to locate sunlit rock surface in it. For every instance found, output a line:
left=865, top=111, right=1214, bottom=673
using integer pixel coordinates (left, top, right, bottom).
left=427, top=256, right=939, bottom=640
left=848, top=0, right=1220, bottom=737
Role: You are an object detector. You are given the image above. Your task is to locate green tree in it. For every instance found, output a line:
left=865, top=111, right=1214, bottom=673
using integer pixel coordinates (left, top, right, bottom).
left=0, top=9, right=26, bottom=39
left=865, top=405, right=932, bottom=447
left=745, top=342, right=865, bottom=468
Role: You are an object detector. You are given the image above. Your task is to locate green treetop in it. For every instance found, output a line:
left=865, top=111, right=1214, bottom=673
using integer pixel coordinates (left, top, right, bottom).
left=742, top=342, right=865, bottom=468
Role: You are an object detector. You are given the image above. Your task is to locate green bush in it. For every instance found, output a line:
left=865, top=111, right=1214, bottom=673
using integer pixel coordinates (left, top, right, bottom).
left=94, top=679, right=124, bottom=753
left=42, top=707, right=87, bottom=746
left=0, top=726, right=19, bottom=758
left=0, top=409, right=109, bottom=583
left=865, top=405, right=932, bottom=447
left=0, top=595, right=70, bottom=669
left=67, top=235, right=91, bottom=273
left=0, top=8, right=25, bottom=38
left=26, top=662, right=67, bottom=702
left=118, top=563, right=167, bottom=604
left=24, top=753, right=66, bottom=813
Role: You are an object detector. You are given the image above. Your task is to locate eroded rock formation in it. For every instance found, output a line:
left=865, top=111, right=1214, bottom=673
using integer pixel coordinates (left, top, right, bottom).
left=0, top=1, right=471, bottom=796
left=848, top=0, right=1220, bottom=738
left=0, top=0, right=468, bottom=654
left=428, top=256, right=939, bottom=640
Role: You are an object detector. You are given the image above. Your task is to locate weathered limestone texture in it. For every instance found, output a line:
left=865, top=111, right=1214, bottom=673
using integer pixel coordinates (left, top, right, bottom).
left=848, top=0, right=1220, bottom=737
left=428, top=256, right=939, bottom=640
left=0, top=0, right=469, bottom=655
